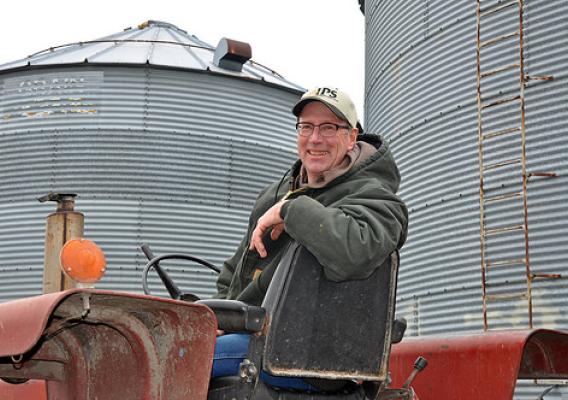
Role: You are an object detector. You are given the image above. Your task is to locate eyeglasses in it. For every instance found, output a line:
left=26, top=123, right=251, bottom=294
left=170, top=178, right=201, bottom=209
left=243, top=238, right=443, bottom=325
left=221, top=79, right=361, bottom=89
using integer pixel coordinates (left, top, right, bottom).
left=295, top=122, right=350, bottom=137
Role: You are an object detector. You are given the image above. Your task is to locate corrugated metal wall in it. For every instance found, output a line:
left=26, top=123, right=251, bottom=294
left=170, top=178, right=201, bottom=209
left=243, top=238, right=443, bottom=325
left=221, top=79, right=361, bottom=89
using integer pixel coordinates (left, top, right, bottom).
left=365, top=0, right=568, bottom=396
left=0, top=65, right=300, bottom=301
left=366, top=0, right=485, bottom=334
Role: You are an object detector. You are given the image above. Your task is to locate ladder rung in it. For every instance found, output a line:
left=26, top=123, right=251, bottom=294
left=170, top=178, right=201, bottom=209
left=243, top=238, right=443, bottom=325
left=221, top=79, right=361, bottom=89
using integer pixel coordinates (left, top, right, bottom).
left=483, top=158, right=521, bottom=171
left=528, top=172, right=557, bottom=179
left=481, top=95, right=521, bottom=109
left=480, top=63, right=520, bottom=79
left=485, top=258, right=526, bottom=268
left=484, top=224, right=524, bottom=236
left=482, top=127, right=520, bottom=140
left=479, top=1, right=517, bottom=18
left=532, top=273, right=562, bottom=280
left=484, top=191, right=522, bottom=203
left=486, top=292, right=527, bottom=301
left=525, top=75, right=554, bottom=82
left=479, top=31, right=520, bottom=48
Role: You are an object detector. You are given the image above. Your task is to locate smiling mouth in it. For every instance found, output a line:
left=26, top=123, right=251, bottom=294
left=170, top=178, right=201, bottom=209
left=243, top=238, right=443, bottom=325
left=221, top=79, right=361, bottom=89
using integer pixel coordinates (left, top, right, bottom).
left=307, top=150, right=328, bottom=156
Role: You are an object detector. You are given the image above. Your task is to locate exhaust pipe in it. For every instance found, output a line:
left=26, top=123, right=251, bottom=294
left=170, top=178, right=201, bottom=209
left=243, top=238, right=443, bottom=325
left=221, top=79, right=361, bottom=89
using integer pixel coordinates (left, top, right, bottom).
left=38, top=193, right=84, bottom=293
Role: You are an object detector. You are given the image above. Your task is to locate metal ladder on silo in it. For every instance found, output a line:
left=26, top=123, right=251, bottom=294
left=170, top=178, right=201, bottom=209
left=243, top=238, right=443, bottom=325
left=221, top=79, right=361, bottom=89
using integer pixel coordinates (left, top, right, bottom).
left=475, top=0, right=558, bottom=331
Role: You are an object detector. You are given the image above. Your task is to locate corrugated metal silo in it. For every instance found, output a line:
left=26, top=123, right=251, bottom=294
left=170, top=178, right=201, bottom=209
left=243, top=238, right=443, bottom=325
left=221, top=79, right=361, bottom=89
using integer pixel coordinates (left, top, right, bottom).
left=364, top=0, right=568, bottom=397
left=0, top=21, right=303, bottom=301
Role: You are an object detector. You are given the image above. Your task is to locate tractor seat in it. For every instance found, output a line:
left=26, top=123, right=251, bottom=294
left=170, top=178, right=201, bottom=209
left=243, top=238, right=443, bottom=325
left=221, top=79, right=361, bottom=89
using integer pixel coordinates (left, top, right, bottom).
left=195, top=299, right=266, bottom=333
left=206, top=243, right=401, bottom=399
left=197, top=298, right=405, bottom=343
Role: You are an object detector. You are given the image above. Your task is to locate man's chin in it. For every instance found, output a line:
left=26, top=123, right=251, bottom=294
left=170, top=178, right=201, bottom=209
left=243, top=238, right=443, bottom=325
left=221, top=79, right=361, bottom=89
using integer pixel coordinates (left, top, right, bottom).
left=304, top=158, right=330, bottom=170
left=304, top=165, right=329, bottom=177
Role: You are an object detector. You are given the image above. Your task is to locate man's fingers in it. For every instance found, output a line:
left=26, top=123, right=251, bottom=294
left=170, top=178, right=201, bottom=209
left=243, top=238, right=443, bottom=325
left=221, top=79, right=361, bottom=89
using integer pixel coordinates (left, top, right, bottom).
left=253, top=234, right=267, bottom=258
left=249, top=201, right=287, bottom=258
left=249, top=226, right=268, bottom=258
left=271, top=223, right=284, bottom=241
left=257, top=242, right=267, bottom=258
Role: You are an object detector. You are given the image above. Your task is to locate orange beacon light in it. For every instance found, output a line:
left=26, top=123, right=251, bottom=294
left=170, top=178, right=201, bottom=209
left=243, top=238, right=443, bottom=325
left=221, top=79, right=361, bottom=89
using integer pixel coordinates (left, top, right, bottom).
left=60, top=238, right=106, bottom=286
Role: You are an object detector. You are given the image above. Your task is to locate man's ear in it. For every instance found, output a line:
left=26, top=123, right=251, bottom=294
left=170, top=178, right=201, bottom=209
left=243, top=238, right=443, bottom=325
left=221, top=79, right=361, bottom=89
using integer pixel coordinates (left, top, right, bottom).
left=347, top=127, right=359, bottom=150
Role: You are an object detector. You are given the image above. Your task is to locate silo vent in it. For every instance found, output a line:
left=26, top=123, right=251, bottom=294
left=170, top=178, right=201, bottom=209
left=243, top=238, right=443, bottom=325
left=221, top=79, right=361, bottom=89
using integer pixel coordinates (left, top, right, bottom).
left=213, top=38, right=252, bottom=72
left=137, top=20, right=187, bottom=33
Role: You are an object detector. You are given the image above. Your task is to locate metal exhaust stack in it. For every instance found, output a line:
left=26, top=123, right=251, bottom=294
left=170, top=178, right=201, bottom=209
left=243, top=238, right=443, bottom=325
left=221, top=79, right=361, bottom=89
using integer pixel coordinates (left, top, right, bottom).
left=38, top=193, right=84, bottom=293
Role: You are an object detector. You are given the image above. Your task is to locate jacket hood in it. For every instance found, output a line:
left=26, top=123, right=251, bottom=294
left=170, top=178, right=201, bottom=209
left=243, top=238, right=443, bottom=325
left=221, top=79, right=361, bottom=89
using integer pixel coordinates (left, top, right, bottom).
left=289, top=133, right=402, bottom=194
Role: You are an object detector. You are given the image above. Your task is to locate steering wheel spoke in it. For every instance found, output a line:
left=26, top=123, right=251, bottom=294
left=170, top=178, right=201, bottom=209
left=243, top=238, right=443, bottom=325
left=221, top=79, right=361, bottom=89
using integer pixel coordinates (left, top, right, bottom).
left=140, top=244, right=220, bottom=300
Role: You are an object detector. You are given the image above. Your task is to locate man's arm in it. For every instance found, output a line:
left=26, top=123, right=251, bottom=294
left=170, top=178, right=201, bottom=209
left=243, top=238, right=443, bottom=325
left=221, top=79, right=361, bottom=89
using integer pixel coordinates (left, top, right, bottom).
left=280, top=189, right=407, bottom=281
left=249, top=185, right=407, bottom=282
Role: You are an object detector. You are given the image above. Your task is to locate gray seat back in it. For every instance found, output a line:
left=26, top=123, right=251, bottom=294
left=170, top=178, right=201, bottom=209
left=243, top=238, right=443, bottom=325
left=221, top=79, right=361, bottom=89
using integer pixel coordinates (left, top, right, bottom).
left=261, top=242, right=399, bottom=382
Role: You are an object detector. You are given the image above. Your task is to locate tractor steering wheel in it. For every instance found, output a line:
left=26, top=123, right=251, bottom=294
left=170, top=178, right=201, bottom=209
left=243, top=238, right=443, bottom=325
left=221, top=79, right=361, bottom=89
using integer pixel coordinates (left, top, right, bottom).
left=142, top=251, right=220, bottom=301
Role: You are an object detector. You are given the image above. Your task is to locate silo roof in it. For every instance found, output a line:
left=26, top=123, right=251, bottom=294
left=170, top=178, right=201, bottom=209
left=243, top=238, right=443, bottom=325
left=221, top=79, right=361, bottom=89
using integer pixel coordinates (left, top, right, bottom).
left=0, top=20, right=303, bottom=92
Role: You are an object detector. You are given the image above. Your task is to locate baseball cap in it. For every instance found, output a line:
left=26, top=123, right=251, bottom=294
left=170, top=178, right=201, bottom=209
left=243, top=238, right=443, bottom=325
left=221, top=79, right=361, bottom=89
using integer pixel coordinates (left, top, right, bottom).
left=292, top=87, right=358, bottom=128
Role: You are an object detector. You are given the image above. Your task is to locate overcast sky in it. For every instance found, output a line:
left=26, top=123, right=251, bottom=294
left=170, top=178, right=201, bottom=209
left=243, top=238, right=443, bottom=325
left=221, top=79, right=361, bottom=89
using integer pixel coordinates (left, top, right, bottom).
left=0, top=0, right=366, bottom=120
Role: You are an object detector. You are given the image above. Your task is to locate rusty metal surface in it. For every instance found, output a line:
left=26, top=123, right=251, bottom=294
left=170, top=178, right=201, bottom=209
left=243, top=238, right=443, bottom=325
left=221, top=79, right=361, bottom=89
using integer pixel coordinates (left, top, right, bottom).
left=42, top=194, right=84, bottom=293
left=0, top=380, right=47, bottom=400
left=389, top=329, right=568, bottom=400
left=0, top=289, right=217, bottom=400
left=0, top=290, right=70, bottom=356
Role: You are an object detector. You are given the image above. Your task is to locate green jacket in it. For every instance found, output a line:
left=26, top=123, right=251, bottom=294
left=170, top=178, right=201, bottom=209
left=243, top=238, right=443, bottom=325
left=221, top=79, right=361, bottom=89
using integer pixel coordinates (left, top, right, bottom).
left=215, top=133, right=408, bottom=306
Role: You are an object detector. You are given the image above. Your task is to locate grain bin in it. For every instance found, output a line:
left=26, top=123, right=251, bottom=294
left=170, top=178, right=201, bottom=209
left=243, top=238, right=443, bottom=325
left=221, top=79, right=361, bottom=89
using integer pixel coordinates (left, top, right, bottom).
left=362, top=1, right=568, bottom=396
left=0, top=20, right=303, bottom=301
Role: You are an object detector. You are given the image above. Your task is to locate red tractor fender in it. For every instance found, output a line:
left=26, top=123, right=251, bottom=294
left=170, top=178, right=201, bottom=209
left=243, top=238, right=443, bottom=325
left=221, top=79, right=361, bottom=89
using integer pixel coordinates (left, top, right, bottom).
left=0, top=289, right=217, bottom=400
left=0, top=379, right=47, bottom=400
left=390, top=329, right=568, bottom=400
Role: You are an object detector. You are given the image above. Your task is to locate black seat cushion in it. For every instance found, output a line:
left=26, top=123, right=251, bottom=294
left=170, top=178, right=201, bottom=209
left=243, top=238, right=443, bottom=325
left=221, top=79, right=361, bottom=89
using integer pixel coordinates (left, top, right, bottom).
left=196, top=299, right=266, bottom=333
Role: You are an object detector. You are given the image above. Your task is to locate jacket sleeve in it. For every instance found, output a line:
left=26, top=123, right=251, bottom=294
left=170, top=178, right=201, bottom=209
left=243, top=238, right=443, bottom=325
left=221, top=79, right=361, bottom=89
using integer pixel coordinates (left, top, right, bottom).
left=214, top=184, right=276, bottom=298
left=280, top=187, right=407, bottom=282
left=213, top=237, right=245, bottom=299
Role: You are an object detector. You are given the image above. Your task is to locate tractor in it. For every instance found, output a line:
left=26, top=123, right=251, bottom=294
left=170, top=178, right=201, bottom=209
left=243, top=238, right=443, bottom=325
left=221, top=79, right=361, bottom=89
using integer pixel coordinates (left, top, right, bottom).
left=0, top=196, right=567, bottom=399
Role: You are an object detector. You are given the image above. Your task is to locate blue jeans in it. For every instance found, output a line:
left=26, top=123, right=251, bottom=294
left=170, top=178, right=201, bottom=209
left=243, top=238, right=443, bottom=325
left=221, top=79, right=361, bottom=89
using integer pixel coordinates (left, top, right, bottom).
left=212, top=333, right=318, bottom=391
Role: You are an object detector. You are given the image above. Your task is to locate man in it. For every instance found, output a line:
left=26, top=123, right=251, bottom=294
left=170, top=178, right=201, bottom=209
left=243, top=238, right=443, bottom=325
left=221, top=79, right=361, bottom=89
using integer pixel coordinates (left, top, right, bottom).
left=211, top=86, right=408, bottom=388
left=215, top=86, right=407, bottom=305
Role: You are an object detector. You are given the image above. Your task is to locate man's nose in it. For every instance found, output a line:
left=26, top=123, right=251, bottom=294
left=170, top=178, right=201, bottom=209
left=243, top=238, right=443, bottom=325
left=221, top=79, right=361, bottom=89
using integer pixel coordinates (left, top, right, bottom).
left=309, top=127, right=324, bottom=142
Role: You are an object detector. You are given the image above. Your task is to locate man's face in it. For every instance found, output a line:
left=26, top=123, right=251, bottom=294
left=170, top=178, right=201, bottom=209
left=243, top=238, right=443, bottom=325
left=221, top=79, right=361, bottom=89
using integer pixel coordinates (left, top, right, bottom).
left=297, top=101, right=357, bottom=182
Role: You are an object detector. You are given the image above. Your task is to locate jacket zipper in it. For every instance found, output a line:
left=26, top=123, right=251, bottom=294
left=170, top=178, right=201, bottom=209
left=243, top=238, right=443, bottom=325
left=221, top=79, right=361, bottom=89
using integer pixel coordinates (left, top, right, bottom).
left=281, top=186, right=308, bottom=201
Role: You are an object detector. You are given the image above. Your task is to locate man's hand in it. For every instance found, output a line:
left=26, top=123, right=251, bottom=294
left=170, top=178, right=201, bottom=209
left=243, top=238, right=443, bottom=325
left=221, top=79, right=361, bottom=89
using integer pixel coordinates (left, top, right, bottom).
left=249, top=200, right=287, bottom=258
